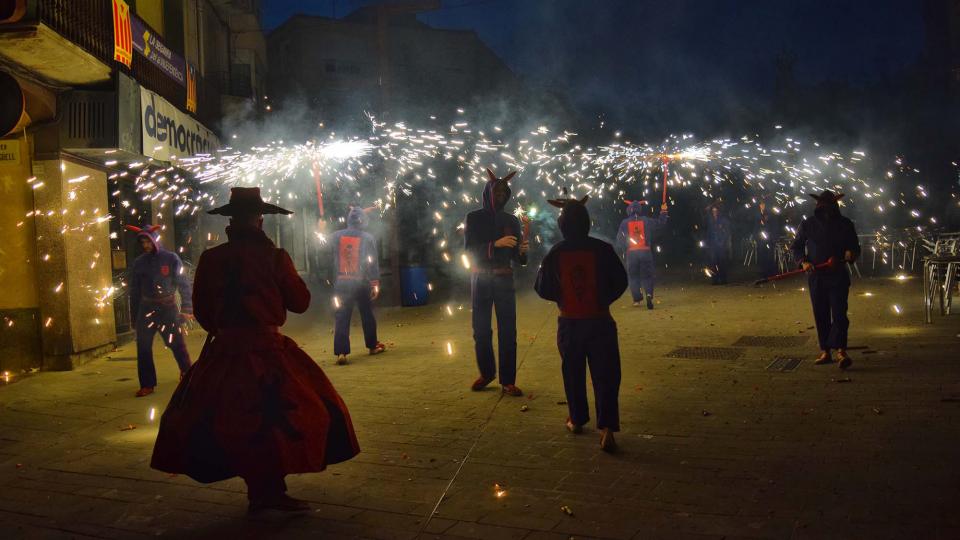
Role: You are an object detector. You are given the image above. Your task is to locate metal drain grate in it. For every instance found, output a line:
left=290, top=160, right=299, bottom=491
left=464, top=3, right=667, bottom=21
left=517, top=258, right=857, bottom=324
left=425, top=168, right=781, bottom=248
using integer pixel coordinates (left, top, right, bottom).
left=734, top=335, right=809, bottom=348
left=766, top=356, right=802, bottom=372
left=665, top=347, right=744, bottom=360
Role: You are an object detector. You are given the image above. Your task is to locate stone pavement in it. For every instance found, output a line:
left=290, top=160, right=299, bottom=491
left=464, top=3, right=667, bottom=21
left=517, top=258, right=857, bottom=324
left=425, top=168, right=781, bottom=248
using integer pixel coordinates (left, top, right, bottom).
left=1, top=275, right=959, bottom=539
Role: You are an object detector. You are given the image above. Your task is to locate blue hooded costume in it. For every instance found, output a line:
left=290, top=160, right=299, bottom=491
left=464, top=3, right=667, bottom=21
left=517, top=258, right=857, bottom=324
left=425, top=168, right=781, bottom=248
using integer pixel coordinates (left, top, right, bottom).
left=615, top=200, right=668, bottom=306
left=329, top=206, right=383, bottom=356
left=463, top=170, right=527, bottom=389
left=706, top=206, right=732, bottom=284
left=126, top=224, right=192, bottom=390
left=790, top=191, right=861, bottom=353
left=754, top=202, right=780, bottom=279
left=535, top=196, right=628, bottom=433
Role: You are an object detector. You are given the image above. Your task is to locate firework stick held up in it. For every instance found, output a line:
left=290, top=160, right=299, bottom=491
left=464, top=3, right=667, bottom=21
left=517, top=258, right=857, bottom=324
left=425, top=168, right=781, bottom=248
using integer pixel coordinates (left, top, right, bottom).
left=754, top=257, right=836, bottom=285
left=312, top=161, right=327, bottom=233
left=661, top=156, right=669, bottom=205
left=311, top=161, right=325, bottom=219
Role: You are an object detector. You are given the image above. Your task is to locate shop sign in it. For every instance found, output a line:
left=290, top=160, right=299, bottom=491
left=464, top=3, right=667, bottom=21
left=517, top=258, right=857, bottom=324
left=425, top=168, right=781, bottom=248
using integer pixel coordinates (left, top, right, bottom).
left=0, top=139, right=20, bottom=165
left=140, top=87, right=219, bottom=162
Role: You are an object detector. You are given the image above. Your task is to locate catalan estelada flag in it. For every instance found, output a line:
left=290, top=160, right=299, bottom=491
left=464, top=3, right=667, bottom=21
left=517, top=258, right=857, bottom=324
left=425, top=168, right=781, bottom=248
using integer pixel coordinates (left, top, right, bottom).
left=112, top=0, right=133, bottom=68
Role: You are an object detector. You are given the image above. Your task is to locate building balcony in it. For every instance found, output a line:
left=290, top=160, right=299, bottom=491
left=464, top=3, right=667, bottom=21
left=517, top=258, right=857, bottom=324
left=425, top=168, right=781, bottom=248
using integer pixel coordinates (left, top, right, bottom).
left=0, top=0, right=220, bottom=127
left=0, top=0, right=111, bottom=85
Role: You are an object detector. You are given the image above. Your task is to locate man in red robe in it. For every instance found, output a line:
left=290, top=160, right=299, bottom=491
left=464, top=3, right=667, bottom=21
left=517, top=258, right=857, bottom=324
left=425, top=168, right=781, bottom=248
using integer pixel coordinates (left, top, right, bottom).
left=151, top=187, right=360, bottom=514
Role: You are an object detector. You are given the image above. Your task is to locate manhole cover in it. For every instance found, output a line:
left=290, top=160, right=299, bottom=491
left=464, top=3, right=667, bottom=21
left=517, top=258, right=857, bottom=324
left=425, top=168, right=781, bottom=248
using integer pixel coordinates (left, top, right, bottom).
left=766, top=356, right=802, bottom=372
left=734, top=336, right=809, bottom=348
left=665, top=347, right=743, bottom=360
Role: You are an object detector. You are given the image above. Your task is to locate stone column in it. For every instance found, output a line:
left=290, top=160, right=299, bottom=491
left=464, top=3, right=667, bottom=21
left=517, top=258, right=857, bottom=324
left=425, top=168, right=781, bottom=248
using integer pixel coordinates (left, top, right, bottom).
left=32, top=157, right=117, bottom=370
left=0, top=134, right=41, bottom=374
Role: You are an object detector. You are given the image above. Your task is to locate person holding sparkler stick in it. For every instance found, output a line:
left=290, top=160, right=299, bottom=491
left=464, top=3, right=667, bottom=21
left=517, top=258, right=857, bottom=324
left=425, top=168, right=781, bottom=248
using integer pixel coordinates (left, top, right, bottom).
left=464, top=168, right=528, bottom=396
left=330, top=206, right=386, bottom=365
left=754, top=197, right=780, bottom=279
left=791, top=190, right=861, bottom=369
left=616, top=200, right=669, bottom=309
left=706, top=201, right=732, bottom=284
left=535, top=195, right=628, bottom=452
left=151, top=187, right=360, bottom=514
left=125, top=224, right=193, bottom=398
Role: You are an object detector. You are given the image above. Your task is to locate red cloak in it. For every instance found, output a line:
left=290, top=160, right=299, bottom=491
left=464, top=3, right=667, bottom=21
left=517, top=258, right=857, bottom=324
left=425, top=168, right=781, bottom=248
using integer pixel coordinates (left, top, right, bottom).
left=151, top=226, right=360, bottom=483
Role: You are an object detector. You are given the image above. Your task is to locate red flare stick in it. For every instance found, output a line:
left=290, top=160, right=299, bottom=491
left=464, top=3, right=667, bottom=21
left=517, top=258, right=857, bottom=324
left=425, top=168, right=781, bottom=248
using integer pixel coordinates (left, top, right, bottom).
left=311, top=161, right=325, bottom=218
left=754, top=257, right=836, bottom=285
left=661, top=157, right=669, bottom=205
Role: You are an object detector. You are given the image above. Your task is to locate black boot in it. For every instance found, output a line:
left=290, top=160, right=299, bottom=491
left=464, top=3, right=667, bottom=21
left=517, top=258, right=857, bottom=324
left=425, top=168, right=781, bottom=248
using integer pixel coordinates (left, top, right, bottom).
left=646, top=296, right=654, bottom=310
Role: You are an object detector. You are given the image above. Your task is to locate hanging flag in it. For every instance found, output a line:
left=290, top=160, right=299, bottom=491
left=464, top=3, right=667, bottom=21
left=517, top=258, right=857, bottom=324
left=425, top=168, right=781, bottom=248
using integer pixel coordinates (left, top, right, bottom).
left=186, top=62, right=197, bottom=113
left=112, top=0, right=133, bottom=67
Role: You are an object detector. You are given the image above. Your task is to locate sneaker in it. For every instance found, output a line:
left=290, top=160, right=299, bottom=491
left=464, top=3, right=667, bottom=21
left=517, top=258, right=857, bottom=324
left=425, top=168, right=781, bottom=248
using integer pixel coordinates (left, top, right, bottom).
left=814, top=351, right=833, bottom=365
left=632, top=302, right=641, bottom=307
left=471, top=375, right=494, bottom=391
left=646, top=297, right=654, bottom=310
left=135, top=387, right=155, bottom=398
left=335, top=354, right=349, bottom=366
left=248, top=494, right=311, bottom=515
left=836, top=350, right=853, bottom=370
left=369, top=342, right=386, bottom=355
left=600, top=428, right=618, bottom=453
left=501, top=384, right=523, bottom=397
left=565, top=417, right=583, bottom=434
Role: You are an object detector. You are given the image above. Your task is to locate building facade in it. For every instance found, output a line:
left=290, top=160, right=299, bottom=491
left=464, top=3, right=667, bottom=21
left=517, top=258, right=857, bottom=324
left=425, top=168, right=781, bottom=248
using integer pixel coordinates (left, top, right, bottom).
left=0, top=0, right=266, bottom=376
left=267, top=7, right=519, bottom=130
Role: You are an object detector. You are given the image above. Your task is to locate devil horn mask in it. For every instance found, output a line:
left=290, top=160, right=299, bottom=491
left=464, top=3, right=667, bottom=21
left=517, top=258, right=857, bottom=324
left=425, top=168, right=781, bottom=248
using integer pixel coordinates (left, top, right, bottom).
left=547, top=195, right=590, bottom=209
left=486, top=168, right=517, bottom=182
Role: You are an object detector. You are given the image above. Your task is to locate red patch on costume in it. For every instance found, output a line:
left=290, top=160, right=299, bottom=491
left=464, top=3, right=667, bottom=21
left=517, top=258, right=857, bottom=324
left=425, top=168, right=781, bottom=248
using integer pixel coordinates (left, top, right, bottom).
left=627, top=220, right=648, bottom=250
left=558, top=251, right=598, bottom=317
left=160, top=265, right=170, bottom=276
left=338, top=236, right=361, bottom=275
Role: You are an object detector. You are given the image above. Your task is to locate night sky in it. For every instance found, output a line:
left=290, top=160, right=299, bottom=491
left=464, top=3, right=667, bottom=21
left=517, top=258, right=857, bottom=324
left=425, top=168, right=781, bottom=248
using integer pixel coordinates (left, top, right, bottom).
left=261, top=1, right=928, bottom=133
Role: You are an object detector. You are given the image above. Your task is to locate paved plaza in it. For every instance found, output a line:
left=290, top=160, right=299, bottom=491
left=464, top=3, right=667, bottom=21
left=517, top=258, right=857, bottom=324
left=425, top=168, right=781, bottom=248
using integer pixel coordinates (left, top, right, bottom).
left=1, top=274, right=959, bottom=539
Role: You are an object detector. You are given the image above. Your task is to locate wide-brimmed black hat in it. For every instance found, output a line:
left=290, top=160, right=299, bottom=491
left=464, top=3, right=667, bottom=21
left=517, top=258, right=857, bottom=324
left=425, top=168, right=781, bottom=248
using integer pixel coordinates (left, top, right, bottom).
left=207, top=187, right=293, bottom=216
left=808, top=190, right=844, bottom=204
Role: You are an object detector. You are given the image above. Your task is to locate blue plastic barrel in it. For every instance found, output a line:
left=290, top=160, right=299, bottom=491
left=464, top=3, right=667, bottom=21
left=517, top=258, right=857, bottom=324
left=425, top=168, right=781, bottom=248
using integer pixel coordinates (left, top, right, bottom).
left=400, top=266, right=429, bottom=306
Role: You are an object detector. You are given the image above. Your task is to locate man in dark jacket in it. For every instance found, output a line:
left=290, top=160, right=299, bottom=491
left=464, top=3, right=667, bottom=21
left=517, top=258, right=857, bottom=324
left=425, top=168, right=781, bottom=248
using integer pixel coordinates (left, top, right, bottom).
left=535, top=196, right=628, bottom=452
left=126, top=224, right=192, bottom=397
left=791, top=190, right=861, bottom=369
left=755, top=198, right=780, bottom=279
left=706, top=202, right=732, bottom=284
left=464, top=169, right=528, bottom=396
left=615, top=199, right=668, bottom=309
left=330, top=206, right=386, bottom=365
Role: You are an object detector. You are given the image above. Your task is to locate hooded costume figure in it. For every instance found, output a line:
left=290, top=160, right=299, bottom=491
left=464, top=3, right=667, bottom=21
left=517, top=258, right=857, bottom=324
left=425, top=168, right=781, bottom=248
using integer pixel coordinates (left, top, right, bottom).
left=755, top=198, right=780, bottom=279
left=615, top=200, right=668, bottom=308
left=330, top=206, right=385, bottom=364
left=706, top=202, right=732, bottom=284
left=535, top=196, right=627, bottom=452
left=126, top=224, right=192, bottom=396
left=151, top=187, right=359, bottom=514
left=464, top=169, right=527, bottom=396
left=791, top=190, right=860, bottom=368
